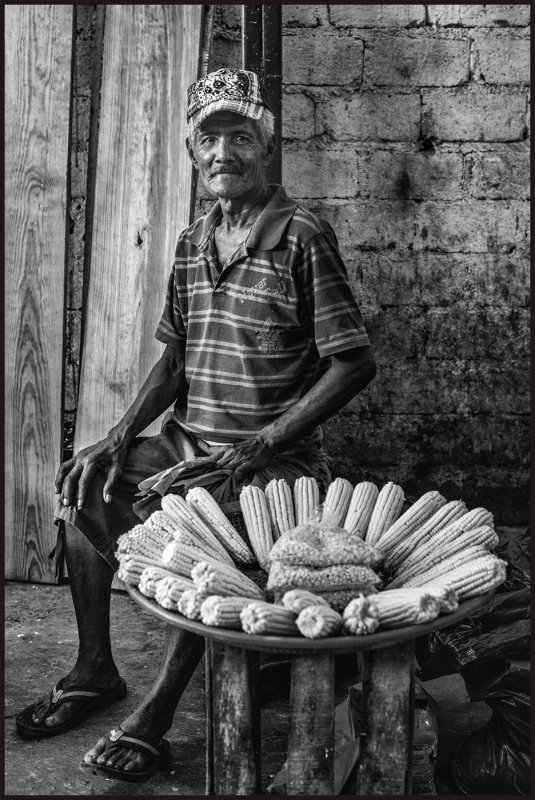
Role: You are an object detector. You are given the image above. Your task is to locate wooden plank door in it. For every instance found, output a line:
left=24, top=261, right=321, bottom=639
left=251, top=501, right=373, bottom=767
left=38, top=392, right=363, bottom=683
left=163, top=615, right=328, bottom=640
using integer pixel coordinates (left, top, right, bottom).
left=74, top=5, right=203, bottom=454
left=5, top=6, right=73, bottom=582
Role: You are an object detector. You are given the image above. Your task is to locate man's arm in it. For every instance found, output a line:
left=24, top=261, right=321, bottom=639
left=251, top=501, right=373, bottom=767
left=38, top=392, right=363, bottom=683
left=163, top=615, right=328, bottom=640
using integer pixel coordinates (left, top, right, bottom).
left=56, top=345, right=186, bottom=509
left=215, top=345, right=376, bottom=485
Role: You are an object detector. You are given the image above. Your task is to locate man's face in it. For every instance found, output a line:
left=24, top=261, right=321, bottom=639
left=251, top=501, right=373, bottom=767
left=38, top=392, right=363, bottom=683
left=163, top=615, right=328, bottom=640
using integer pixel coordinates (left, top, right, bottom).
left=189, top=111, right=272, bottom=200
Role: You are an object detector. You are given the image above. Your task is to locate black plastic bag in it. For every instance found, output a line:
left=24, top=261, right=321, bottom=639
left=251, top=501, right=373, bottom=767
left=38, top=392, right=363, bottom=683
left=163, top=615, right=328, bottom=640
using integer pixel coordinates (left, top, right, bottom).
left=446, top=659, right=530, bottom=794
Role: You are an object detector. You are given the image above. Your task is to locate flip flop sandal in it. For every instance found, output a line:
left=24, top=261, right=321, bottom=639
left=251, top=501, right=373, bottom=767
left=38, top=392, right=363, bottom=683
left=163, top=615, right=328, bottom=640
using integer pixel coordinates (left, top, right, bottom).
left=80, top=728, right=172, bottom=783
left=15, top=678, right=127, bottom=739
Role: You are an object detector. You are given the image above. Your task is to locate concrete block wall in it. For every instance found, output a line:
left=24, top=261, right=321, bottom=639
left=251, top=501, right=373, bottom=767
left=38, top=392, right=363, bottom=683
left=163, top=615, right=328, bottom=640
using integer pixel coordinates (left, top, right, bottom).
left=66, top=6, right=529, bottom=525
left=201, top=5, right=530, bottom=524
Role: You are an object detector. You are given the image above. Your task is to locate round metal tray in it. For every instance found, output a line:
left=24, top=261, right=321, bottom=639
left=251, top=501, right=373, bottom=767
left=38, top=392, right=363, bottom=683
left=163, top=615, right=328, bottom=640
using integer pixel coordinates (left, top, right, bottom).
left=125, top=584, right=494, bottom=655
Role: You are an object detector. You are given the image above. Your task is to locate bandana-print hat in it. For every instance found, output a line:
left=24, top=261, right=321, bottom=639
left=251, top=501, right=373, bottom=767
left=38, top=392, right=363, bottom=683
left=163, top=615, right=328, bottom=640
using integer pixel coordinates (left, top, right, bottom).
left=187, top=68, right=271, bottom=128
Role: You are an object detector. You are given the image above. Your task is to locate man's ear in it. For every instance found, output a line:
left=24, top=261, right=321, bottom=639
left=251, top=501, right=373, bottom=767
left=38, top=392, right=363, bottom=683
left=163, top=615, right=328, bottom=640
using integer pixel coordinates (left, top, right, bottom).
left=263, top=135, right=275, bottom=165
left=186, top=136, right=198, bottom=169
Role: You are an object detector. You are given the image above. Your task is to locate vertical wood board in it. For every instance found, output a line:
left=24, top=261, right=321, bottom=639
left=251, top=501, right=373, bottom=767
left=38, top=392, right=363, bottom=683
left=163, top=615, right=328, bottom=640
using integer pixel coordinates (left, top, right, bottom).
left=5, top=5, right=73, bottom=582
left=74, top=5, right=203, bottom=452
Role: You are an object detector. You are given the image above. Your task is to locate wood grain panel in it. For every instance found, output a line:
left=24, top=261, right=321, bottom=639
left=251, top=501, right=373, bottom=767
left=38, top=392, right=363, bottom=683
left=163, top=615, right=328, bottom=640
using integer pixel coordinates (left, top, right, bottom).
left=5, top=6, right=73, bottom=582
left=74, top=5, right=203, bottom=452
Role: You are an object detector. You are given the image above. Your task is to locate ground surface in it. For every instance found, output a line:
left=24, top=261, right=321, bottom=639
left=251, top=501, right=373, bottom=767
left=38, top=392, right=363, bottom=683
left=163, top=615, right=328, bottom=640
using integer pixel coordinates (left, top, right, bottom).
left=5, top=581, right=491, bottom=796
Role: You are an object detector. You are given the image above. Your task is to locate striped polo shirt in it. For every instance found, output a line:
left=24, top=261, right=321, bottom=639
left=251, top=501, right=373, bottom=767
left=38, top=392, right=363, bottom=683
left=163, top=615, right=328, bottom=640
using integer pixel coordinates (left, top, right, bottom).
left=155, top=185, right=370, bottom=443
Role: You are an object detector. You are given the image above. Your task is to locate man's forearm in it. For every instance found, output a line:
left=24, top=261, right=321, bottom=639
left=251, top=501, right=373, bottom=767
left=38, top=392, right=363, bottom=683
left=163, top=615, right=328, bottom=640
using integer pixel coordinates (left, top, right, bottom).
left=260, top=346, right=376, bottom=453
left=107, top=346, right=186, bottom=446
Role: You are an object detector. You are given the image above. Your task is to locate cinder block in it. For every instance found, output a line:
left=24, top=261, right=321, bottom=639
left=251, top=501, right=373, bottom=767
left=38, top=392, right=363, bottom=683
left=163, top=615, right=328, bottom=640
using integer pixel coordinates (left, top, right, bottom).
left=364, top=34, right=470, bottom=86
left=467, top=145, right=530, bottom=199
left=283, top=33, right=364, bottom=85
left=282, top=143, right=359, bottom=198
left=412, top=200, right=521, bottom=253
left=345, top=251, right=421, bottom=307
left=283, top=5, right=328, bottom=27
left=282, top=91, right=316, bottom=140
left=422, top=88, right=527, bottom=141
left=420, top=306, right=529, bottom=360
left=318, top=91, right=421, bottom=141
left=329, top=5, right=426, bottom=28
left=474, top=34, right=530, bottom=84
left=427, top=5, right=531, bottom=28
left=358, top=149, right=464, bottom=200
left=309, top=199, right=417, bottom=250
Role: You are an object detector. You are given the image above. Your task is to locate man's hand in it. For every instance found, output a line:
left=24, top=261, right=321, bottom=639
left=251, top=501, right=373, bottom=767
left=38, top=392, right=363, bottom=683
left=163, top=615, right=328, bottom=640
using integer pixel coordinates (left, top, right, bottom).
left=55, top=435, right=130, bottom=510
left=212, top=436, right=272, bottom=486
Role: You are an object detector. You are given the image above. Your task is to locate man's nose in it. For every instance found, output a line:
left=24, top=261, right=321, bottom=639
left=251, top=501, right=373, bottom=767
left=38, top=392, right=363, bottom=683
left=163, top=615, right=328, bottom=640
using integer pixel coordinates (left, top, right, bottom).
left=214, top=138, right=234, bottom=161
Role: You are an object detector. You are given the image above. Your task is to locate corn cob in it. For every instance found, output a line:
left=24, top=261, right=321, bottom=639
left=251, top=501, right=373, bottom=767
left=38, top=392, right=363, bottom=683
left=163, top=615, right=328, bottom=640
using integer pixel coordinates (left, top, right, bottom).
left=389, top=525, right=499, bottom=588
left=264, top=478, right=296, bottom=540
left=161, top=541, right=223, bottom=578
left=384, top=499, right=468, bottom=572
left=240, top=601, right=299, bottom=635
left=293, top=476, right=320, bottom=525
left=365, top=482, right=405, bottom=546
left=191, top=560, right=265, bottom=599
left=116, top=525, right=175, bottom=561
left=186, top=487, right=256, bottom=565
left=423, top=583, right=459, bottom=614
left=343, top=594, right=380, bottom=635
left=138, top=566, right=188, bottom=599
left=269, top=529, right=383, bottom=569
left=392, top=508, right=495, bottom=577
left=398, top=545, right=494, bottom=589
left=411, top=553, right=507, bottom=599
left=200, top=595, right=254, bottom=628
left=177, top=588, right=209, bottom=619
left=370, top=588, right=441, bottom=628
left=144, top=510, right=180, bottom=537
left=155, top=575, right=196, bottom=610
left=296, top=605, right=344, bottom=638
left=373, top=490, right=447, bottom=555
left=321, top=477, right=353, bottom=528
left=322, top=586, right=379, bottom=612
left=239, top=485, right=275, bottom=571
left=281, top=589, right=331, bottom=614
left=161, top=494, right=235, bottom=565
left=343, top=481, right=379, bottom=537
left=267, top=560, right=382, bottom=593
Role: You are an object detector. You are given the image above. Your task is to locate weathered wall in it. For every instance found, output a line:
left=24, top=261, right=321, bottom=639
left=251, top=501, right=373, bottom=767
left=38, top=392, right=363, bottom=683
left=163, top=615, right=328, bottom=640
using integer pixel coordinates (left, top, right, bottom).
left=68, top=5, right=530, bottom=525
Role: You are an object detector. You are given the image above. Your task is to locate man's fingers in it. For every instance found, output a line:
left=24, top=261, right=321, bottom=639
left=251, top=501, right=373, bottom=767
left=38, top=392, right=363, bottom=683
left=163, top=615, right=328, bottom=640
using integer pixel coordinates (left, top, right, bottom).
left=55, top=459, right=75, bottom=494
left=60, top=464, right=84, bottom=507
left=102, top=462, right=123, bottom=504
left=75, top=462, right=99, bottom=509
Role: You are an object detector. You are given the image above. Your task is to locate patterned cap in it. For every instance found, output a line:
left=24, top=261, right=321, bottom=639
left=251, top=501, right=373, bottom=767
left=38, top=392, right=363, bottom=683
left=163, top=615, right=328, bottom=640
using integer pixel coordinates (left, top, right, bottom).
left=187, top=68, right=271, bottom=128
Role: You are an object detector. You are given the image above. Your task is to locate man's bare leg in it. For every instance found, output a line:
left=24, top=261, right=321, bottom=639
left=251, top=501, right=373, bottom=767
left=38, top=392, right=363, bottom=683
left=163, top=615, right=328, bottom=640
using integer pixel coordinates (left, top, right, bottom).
left=31, top=523, right=121, bottom=728
left=83, top=625, right=205, bottom=773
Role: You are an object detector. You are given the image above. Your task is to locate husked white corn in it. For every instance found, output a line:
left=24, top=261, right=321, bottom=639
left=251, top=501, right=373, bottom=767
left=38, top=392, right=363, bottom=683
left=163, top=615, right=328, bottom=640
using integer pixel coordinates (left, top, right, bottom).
left=372, top=588, right=441, bottom=627
left=322, top=586, right=379, bottom=612
left=161, top=494, right=235, bottom=565
left=144, top=510, right=180, bottom=537
left=240, top=601, right=299, bottom=635
left=321, top=477, right=353, bottom=528
left=139, top=566, right=186, bottom=599
left=374, top=491, right=447, bottom=555
left=186, top=487, right=256, bottom=565
left=155, top=575, right=195, bottom=610
left=177, top=588, right=210, bottom=619
left=343, top=481, right=379, bottom=537
left=343, top=594, right=380, bottom=635
left=384, top=499, right=468, bottom=572
left=398, top=545, right=494, bottom=590
left=415, top=553, right=507, bottom=600
left=267, top=560, right=382, bottom=593
left=265, top=478, right=296, bottom=540
left=239, top=485, right=275, bottom=571
left=161, top=540, right=222, bottom=578
left=191, top=560, right=264, bottom=599
left=365, top=482, right=405, bottom=546
left=422, top=583, right=459, bottom=614
left=200, top=595, right=254, bottom=628
left=116, top=524, right=173, bottom=560
left=389, top=525, right=499, bottom=587
left=116, top=553, right=165, bottom=586
left=296, top=605, right=343, bottom=638
left=281, top=589, right=330, bottom=614
left=293, top=476, right=320, bottom=525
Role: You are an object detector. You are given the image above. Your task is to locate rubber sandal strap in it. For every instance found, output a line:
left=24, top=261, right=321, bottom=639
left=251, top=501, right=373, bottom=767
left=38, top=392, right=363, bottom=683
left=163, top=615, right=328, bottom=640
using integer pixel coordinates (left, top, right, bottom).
left=106, top=728, right=162, bottom=758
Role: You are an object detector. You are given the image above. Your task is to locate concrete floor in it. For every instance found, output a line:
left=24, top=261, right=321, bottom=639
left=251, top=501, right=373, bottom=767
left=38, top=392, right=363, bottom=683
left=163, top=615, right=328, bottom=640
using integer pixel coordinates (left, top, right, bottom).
left=5, top=581, right=491, bottom=796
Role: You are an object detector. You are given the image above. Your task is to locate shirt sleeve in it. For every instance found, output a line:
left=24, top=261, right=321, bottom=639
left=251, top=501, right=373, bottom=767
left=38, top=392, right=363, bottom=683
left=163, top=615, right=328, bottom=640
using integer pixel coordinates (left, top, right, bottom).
left=154, top=266, right=187, bottom=347
left=297, top=227, right=370, bottom=358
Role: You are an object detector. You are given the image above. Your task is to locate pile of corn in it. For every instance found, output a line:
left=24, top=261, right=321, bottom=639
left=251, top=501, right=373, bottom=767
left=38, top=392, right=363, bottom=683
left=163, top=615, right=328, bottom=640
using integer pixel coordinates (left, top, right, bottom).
left=115, top=475, right=507, bottom=640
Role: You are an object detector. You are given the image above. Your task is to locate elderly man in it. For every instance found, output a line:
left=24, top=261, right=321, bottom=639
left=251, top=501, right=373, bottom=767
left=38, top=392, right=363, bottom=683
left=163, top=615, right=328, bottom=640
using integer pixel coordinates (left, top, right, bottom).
left=16, top=68, right=375, bottom=780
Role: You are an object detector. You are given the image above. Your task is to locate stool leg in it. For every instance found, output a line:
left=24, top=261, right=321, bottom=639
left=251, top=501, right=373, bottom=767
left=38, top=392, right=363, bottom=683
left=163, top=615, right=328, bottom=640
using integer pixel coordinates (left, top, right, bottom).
left=357, top=641, right=415, bottom=795
left=209, top=642, right=261, bottom=795
left=287, top=654, right=335, bottom=795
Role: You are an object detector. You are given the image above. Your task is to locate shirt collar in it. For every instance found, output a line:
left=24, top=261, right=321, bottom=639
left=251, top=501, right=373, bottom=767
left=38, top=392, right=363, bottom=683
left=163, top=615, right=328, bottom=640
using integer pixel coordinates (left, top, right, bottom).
left=187, top=185, right=297, bottom=252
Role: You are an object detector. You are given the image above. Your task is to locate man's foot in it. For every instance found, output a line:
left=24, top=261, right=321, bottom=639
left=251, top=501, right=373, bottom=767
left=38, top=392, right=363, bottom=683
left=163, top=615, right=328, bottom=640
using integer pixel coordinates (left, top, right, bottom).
left=16, top=670, right=126, bottom=739
left=81, top=728, right=171, bottom=782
